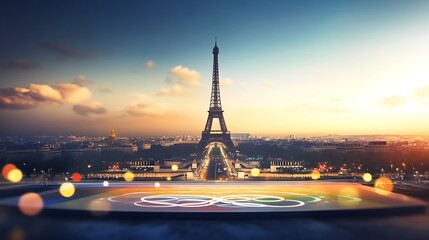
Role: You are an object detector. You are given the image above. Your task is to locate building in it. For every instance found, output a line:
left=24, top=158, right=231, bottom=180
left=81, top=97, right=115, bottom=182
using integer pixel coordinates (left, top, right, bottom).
left=231, top=133, right=251, bottom=140
left=270, top=159, right=304, bottom=173
left=109, top=129, right=117, bottom=142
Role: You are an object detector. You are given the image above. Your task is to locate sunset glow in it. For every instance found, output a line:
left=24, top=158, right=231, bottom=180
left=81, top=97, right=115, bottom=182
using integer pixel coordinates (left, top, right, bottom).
left=1, top=1, right=429, bottom=137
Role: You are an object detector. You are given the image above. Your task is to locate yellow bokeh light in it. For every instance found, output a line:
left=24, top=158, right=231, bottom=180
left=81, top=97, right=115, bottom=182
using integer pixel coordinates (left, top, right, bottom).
left=154, top=182, right=160, bottom=188
left=18, top=192, right=44, bottom=216
left=8, top=168, right=23, bottom=183
left=166, top=176, right=172, bottom=181
left=251, top=168, right=260, bottom=177
left=337, top=187, right=361, bottom=206
left=374, top=177, right=394, bottom=195
left=171, top=165, right=178, bottom=171
left=123, top=171, right=135, bottom=182
left=311, top=170, right=320, bottom=180
left=59, top=182, right=76, bottom=198
left=362, top=173, right=372, bottom=182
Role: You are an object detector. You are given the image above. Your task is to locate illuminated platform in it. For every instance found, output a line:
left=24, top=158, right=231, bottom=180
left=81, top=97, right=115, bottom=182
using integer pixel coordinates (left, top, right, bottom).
left=0, top=182, right=426, bottom=218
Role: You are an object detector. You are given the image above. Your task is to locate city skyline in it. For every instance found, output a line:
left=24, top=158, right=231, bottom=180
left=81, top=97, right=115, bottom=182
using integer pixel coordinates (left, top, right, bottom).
left=1, top=1, right=429, bottom=137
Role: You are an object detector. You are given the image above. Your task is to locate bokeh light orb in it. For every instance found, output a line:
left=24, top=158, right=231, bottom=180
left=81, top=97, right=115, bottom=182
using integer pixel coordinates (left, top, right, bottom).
left=166, top=176, right=172, bottom=181
left=374, top=177, right=394, bottom=195
left=154, top=182, right=160, bottom=188
left=8, top=168, right=23, bottom=183
left=311, top=170, right=321, bottom=180
left=2, top=163, right=17, bottom=180
left=103, top=181, right=109, bottom=187
left=88, top=199, right=111, bottom=217
left=171, top=164, right=178, bottom=171
left=362, top=173, right=372, bottom=182
left=251, top=168, right=260, bottom=177
left=59, top=182, right=76, bottom=198
left=18, top=192, right=44, bottom=216
left=71, top=172, right=82, bottom=182
left=123, top=171, right=135, bottom=182
left=337, top=187, right=361, bottom=206
left=8, top=227, right=25, bottom=240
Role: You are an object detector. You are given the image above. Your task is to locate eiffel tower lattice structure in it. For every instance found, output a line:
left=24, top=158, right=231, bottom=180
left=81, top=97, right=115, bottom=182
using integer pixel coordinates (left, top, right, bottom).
left=198, top=41, right=235, bottom=151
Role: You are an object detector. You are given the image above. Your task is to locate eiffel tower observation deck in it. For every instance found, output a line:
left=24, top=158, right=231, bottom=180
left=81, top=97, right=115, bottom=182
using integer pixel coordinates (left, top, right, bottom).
left=198, top=41, right=235, bottom=151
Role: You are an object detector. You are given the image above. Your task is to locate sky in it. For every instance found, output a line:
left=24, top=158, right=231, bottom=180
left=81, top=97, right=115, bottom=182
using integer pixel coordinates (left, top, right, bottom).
left=1, top=0, right=429, bottom=137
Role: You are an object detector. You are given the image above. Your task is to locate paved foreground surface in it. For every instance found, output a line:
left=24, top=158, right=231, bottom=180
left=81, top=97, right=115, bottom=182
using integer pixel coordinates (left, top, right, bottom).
left=0, top=181, right=428, bottom=239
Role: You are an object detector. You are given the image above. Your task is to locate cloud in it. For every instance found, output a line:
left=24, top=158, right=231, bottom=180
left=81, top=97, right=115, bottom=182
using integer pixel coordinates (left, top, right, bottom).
left=414, top=85, right=429, bottom=99
left=0, top=79, right=106, bottom=116
left=98, top=88, right=112, bottom=93
left=72, top=75, right=93, bottom=86
left=3, top=59, right=41, bottom=70
left=41, top=42, right=97, bottom=60
left=125, top=103, right=165, bottom=117
left=220, top=78, right=232, bottom=88
left=156, top=84, right=184, bottom=96
left=170, top=65, right=201, bottom=86
left=0, top=88, right=36, bottom=109
left=157, top=65, right=202, bottom=96
left=73, top=102, right=107, bottom=116
left=53, top=83, right=92, bottom=104
left=145, top=60, right=155, bottom=69
left=381, top=95, right=408, bottom=107
left=125, top=95, right=166, bottom=117
left=239, top=81, right=247, bottom=89
left=26, top=84, right=63, bottom=103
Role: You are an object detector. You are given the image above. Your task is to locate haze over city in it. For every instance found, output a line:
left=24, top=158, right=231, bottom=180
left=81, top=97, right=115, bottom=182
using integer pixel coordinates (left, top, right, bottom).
left=1, top=0, right=429, bottom=137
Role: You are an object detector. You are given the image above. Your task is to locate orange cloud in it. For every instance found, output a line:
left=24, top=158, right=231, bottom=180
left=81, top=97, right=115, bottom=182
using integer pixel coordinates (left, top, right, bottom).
left=0, top=78, right=106, bottom=116
left=170, top=65, right=201, bottom=86
left=73, top=102, right=107, bottom=116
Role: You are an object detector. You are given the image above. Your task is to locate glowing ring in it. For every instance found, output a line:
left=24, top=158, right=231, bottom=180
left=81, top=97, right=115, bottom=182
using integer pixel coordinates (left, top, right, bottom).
left=219, top=195, right=305, bottom=208
left=107, top=192, right=326, bottom=209
left=282, top=192, right=322, bottom=203
left=136, top=195, right=219, bottom=208
left=108, top=192, right=149, bottom=203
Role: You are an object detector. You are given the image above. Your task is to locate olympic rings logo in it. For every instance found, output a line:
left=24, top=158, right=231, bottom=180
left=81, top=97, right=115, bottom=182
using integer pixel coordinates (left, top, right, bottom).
left=108, top=193, right=323, bottom=208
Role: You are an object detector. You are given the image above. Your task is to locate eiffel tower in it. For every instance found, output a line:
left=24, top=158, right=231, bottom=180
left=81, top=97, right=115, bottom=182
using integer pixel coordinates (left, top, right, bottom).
left=198, top=41, right=235, bottom=151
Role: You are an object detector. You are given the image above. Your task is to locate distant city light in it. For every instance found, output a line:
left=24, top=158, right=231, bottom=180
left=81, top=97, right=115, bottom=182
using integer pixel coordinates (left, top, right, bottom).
left=18, top=192, right=44, bottom=216
left=2, top=163, right=17, bottom=180
left=71, top=172, right=82, bottom=182
left=171, top=164, right=178, bottom=171
left=59, top=182, right=76, bottom=198
left=123, top=171, right=135, bottom=182
left=251, top=168, right=260, bottom=177
left=8, top=168, right=23, bottom=183
left=154, top=182, right=160, bottom=188
left=374, top=177, right=394, bottom=195
left=311, top=170, right=321, bottom=180
left=362, top=173, right=372, bottom=182
left=103, top=181, right=109, bottom=187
